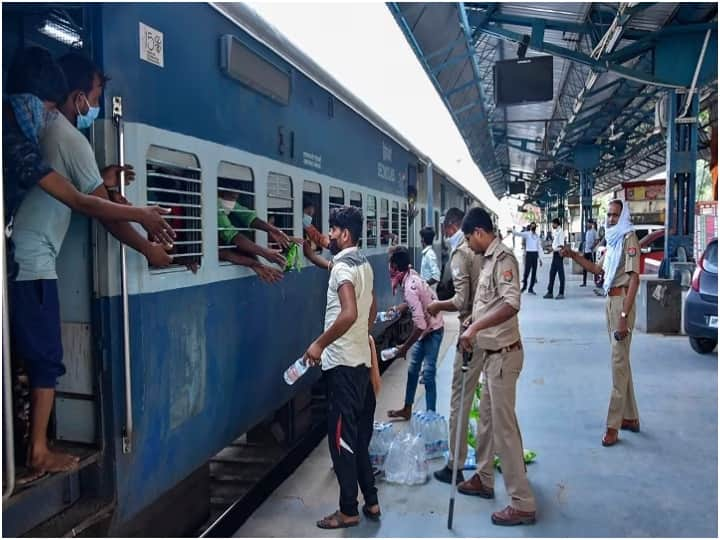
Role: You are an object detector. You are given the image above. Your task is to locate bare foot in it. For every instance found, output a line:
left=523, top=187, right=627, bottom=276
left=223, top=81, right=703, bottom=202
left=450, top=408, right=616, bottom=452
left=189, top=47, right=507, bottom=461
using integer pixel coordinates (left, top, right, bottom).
left=29, top=448, right=79, bottom=473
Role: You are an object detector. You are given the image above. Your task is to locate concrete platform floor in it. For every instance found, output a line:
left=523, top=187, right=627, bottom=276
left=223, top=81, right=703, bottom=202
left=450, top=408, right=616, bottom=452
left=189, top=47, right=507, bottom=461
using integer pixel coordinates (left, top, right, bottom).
left=236, top=254, right=718, bottom=538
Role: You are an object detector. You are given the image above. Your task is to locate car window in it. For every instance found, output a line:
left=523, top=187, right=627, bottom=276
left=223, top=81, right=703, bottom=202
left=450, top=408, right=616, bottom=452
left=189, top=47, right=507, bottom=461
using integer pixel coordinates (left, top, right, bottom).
left=650, top=234, right=664, bottom=251
left=704, top=241, right=717, bottom=274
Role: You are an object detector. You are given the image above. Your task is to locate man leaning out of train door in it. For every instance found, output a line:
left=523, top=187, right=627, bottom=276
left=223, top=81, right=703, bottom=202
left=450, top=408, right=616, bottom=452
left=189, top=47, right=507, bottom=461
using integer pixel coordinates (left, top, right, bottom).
left=5, top=47, right=176, bottom=480
left=303, top=206, right=381, bottom=529
left=218, top=179, right=302, bottom=283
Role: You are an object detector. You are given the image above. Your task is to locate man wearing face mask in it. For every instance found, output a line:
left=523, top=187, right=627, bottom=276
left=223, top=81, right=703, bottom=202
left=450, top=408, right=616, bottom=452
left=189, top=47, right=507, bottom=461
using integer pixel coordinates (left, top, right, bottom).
left=511, top=222, right=541, bottom=294
left=303, top=206, right=380, bottom=529
left=560, top=200, right=641, bottom=447
left=217, top=182, right=297, bottom=283
left=459, top=207, right=536, bottom=526
left=4, top=47, right=175, bottom=478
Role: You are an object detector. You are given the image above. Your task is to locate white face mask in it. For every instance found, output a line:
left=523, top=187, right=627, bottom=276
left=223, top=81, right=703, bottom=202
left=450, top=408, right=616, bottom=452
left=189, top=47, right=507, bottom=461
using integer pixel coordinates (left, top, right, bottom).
left=219, top=198, right=236, bottom=214
left=303, top=214, right=313, bottom=228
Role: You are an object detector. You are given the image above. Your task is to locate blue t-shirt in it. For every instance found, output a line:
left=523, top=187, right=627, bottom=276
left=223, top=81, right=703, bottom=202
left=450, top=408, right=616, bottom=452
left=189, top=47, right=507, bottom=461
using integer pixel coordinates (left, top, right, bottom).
left=2, top=103, right=54, bottom=279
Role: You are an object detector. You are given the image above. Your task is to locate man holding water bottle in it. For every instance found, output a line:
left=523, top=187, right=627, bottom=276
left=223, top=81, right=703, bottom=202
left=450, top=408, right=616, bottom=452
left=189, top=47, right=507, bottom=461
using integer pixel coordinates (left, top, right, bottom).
left=303, top=206, right=380, bottom=529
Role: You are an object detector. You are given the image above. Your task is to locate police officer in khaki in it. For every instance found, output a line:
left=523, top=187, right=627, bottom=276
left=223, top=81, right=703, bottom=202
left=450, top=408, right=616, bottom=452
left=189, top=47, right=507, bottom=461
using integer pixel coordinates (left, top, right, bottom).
left=458, top=207, right=536, bottom=526
left=425, top=207, right=485, bottom=485
left=561, top=199, right=641, bottom=447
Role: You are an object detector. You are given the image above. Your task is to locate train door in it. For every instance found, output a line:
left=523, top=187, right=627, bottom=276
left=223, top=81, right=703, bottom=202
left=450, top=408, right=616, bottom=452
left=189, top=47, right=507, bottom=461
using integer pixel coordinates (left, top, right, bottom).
left=2, top=5, right=111, bottom=536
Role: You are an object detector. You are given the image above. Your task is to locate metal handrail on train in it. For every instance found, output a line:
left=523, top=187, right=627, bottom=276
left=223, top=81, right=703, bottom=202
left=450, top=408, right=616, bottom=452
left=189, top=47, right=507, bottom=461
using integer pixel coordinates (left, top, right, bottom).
left=2, top=183, right=16, bottom=502
left=113, top=96, right=133, bottom=454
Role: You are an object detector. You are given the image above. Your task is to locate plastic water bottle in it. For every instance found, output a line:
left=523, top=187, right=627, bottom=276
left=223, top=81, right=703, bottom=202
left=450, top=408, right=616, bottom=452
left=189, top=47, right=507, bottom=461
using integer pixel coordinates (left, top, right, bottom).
left=376, top=310, right=399, bottom=323
left=283, top=357, right=309, bottom=385
left=380, top=347, right=399, bottom=362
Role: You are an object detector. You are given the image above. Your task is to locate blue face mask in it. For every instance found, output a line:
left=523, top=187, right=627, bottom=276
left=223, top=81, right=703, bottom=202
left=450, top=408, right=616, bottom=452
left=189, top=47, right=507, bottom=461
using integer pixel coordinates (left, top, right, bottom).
left=76, top=94, right=100, bottom=129
left=302, top=214, right=313, bottom=228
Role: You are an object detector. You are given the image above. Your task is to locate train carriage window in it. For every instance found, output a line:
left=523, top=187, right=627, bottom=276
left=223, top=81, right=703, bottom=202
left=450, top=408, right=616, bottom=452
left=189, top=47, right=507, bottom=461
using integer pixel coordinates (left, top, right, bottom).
left=329, top=186, right=345, bottom=213
left=303, top=180, right=322, bottom=253
left=350, top=191, right=363, bottom=246
left=267, top=172, right=294, bottom=249
left=367, top=195, right=378, bottom=247
left=380, top=199, right=389, bottom=246
left=146, top=146, right=202, bottom=270
left=391, top=201, right=399, bottom=243
left=217, top=162, right=255, bottom=262
left=401, top=202, right=408, bottom=244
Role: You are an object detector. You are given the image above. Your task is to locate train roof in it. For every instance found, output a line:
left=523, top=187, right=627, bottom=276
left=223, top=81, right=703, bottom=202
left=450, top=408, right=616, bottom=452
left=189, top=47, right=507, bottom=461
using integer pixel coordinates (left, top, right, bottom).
left=210, top=3, right=483, bottom=205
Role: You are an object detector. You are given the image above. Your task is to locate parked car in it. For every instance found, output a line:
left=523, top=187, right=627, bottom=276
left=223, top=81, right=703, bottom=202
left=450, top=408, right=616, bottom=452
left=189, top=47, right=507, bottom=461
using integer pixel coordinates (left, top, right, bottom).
left=684, top=238, right=718, bottom=354
left=639, top=229, right=665, bottom=274
left=596, top=224, right=663, bottom=261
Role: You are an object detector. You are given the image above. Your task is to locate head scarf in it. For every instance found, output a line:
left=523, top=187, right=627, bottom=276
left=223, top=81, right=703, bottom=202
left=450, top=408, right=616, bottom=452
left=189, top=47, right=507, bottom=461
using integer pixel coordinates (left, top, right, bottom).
left=7, top=93, right=54, bottom=144
left=601, top=203, right=634, bottom=294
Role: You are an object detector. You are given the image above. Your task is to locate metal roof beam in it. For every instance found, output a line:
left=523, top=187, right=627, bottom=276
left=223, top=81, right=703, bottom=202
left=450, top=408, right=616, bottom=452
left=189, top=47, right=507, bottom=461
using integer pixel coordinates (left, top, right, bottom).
left=467, top=9, right=594, bottom=36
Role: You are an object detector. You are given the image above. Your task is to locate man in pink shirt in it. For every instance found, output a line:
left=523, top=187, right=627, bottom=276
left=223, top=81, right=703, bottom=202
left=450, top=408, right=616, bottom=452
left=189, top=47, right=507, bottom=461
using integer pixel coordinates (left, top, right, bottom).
left=386, top=247, right=445, bottom=420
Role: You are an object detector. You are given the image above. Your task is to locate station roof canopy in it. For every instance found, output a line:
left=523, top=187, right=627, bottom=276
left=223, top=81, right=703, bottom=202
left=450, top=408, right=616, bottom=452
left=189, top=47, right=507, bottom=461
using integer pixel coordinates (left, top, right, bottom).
left=389, top=2, right=718, bottom=204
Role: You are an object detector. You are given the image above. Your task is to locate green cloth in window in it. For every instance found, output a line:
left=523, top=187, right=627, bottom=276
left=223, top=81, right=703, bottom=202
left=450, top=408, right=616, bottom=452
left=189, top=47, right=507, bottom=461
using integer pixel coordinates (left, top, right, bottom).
left=218, top=199, right=257, bottom=244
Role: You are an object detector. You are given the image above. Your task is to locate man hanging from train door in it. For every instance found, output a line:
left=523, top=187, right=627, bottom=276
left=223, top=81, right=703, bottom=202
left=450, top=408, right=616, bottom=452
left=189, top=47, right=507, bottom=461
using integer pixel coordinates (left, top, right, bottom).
left=303, top=206, right=381, bottom=529
left=5, top=47, right=176, bottom=479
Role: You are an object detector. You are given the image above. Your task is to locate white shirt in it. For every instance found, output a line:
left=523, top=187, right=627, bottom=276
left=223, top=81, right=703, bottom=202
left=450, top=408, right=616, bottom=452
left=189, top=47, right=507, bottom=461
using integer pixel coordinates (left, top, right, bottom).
left=420, top=245, right=440, bottom=282
left=512, top=230, right=541, bottom=252
left=584, top=228, right=598, bottom=253
left=321, top=246, right=374, bottom=371
left=552, top=228, right=566, bottom=252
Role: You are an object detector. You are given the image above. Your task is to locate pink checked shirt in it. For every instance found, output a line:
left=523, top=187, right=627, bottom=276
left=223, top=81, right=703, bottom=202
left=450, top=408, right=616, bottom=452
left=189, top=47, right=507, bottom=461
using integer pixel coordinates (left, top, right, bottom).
left=403, top=269, right=444, bottom=334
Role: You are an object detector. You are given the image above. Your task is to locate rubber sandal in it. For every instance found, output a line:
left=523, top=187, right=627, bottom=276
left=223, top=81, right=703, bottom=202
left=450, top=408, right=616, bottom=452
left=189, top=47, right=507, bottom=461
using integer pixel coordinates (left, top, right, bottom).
left=316, top=511, right=360, bottom=530
left=362, top=505, right=381, bottom=521
left=387, top=409, right=411, bottom=420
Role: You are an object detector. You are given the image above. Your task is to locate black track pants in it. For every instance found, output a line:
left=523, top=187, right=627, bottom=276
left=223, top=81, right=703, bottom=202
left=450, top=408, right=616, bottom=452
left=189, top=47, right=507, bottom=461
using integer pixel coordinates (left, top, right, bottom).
left=324, top=365, right=378, bottom=516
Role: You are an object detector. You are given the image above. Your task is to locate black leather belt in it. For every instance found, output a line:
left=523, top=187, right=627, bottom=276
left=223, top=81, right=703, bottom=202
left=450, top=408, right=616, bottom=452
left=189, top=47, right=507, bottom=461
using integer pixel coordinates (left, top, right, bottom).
left=486, top=340, right=522, bottom=355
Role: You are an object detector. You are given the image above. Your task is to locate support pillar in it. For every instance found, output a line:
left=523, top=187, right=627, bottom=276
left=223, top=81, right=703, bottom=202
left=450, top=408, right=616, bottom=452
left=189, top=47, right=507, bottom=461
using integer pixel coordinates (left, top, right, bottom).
left=426, top=161, right=433, bottom=227
left=661, top=90, right=698, bottom=278
left=580, top=170, right=595, bottom=236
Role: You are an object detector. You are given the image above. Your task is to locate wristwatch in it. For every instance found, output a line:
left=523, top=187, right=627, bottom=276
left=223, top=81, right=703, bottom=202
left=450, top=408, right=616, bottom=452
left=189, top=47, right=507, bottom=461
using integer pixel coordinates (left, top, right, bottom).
left=620, top=311, right=627, bottom=319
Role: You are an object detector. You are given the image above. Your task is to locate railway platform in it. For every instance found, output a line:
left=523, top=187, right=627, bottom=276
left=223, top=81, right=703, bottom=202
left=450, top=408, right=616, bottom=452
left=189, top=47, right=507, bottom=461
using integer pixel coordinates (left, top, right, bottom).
left=235, top=253, right=717, bottom=538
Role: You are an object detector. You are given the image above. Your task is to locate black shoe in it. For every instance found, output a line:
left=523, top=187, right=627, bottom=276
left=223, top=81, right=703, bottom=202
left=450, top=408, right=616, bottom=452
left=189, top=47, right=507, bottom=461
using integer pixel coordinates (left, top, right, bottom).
left=434, top=465, right=464, bottom=485
left=528, top=290, right=536, bottom=295
left=543, top=293, right=553, bottom=299
left=579, top=283, right=587, bottom=287
left=521, top=288, right=526, bottom=293
left=555, top=294, right=565, bottom=299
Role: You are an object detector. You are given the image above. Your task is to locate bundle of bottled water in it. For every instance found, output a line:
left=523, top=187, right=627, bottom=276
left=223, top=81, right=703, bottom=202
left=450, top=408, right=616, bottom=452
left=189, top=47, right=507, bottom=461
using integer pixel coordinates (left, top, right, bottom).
left=410, top=411, right=448, bottom=460
left=383, top=432, right=428, bottom=485
left=368, top=422, right=394, bottom=471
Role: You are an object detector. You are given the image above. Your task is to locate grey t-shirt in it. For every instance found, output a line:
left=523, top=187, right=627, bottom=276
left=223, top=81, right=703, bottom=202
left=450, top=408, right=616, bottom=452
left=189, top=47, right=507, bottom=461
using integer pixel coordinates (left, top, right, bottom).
left=12, top=114, right=103, bottom=281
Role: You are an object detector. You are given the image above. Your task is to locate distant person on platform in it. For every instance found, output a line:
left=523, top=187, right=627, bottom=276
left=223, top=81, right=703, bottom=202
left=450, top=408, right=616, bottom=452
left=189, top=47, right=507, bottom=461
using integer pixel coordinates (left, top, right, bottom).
left=560, top=200, right=641, bottom=447
left=580, top=220, right=599, bottom=287
left=511, top=222, right=542, bottom=294
left=544, top=218, right=566, bottom=299
left=419, top=226, right=440, bottom=286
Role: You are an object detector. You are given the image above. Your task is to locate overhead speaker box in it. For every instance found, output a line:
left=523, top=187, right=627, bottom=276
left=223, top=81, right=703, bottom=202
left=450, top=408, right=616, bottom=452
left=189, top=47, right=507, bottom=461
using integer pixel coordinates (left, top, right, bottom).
left=508, top=181, right=526, bottom=195
left=495, top=56, right=553, bottom=106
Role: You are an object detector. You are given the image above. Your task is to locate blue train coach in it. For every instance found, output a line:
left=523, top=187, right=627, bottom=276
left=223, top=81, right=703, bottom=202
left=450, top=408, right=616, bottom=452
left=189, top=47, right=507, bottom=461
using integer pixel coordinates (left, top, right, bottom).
left=2, top=3, right=491, bottom=535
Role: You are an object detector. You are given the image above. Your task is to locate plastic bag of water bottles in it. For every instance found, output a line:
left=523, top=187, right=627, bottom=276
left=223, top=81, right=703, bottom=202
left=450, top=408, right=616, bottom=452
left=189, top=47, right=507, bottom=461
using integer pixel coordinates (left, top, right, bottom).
left=384, top=433, right=428, bottom=485
left=443, top=446, right=476, bottom=470
left=368, top=422, right=394, bottom=471
left=410, top=411, right=448, bottom=460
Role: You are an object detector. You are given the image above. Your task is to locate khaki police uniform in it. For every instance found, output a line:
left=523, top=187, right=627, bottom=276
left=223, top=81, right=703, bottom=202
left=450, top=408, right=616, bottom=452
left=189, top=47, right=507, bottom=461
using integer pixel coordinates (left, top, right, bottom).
left=446, top=237, right=484, bottom=470
left=600, top=232, right=640, bottom=430
left=471, top=237, right=535, bottom=513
